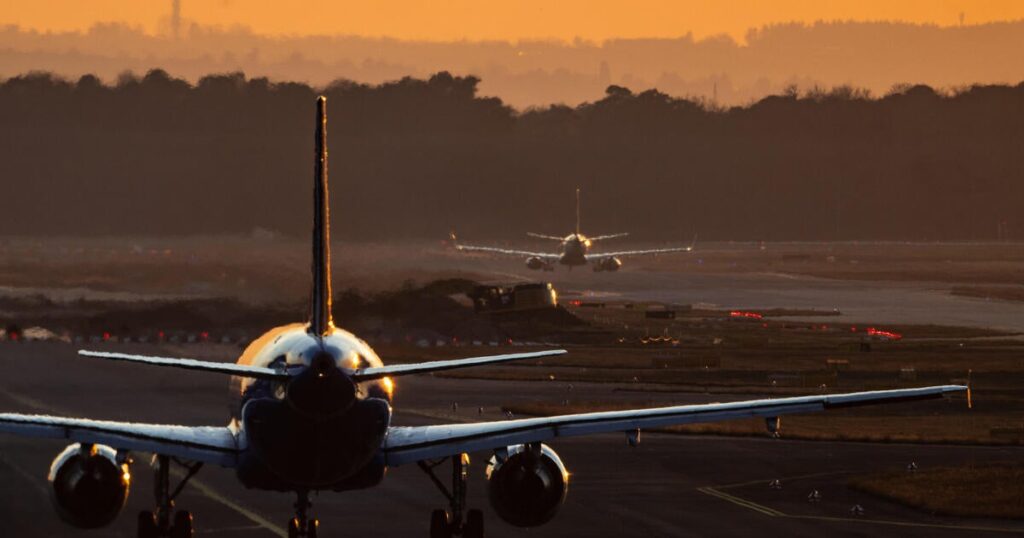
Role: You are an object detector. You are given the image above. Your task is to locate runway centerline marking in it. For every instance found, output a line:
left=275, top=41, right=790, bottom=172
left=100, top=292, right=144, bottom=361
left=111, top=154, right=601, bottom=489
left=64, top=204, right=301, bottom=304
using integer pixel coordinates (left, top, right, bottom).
left=697, top=474, right=1024, bottom=534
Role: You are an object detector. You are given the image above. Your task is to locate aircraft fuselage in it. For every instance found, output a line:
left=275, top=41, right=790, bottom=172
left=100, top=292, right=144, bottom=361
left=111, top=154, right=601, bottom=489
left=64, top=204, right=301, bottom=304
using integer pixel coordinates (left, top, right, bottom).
left=228, top=324, right=393, bottom=492
left=558, top=233, right=591, bottom=267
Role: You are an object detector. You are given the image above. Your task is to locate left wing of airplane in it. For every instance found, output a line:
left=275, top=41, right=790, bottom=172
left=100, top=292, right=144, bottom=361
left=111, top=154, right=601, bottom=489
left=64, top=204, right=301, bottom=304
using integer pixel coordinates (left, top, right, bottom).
left=382, top=385, right=966, bottom=465
left=0, top=414, right=239, bottom=466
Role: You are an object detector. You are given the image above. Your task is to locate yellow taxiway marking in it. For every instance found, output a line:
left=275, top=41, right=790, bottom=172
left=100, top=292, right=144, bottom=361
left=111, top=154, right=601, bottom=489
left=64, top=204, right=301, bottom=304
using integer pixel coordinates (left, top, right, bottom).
left=696, top=486, right=784, bottom=517
left=698, top=474, right=1024, bottom=535
left=173, top=469, right=287, bottom=538
left=0, top=451, right=50, bottom=499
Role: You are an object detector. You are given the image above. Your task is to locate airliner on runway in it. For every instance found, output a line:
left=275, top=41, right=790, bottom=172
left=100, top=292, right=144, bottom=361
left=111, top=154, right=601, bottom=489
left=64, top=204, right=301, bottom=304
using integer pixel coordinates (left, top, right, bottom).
left=452, top=188, right=696, bottom=272
left=0, top=97, right=966, bottom=538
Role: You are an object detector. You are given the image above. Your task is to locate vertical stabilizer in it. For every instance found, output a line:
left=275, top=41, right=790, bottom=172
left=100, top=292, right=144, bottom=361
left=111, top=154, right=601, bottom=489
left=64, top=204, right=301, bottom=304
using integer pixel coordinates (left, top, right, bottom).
left=309, top=96, right=333, bottom=336
left=575, top=187, right=581, bottom=235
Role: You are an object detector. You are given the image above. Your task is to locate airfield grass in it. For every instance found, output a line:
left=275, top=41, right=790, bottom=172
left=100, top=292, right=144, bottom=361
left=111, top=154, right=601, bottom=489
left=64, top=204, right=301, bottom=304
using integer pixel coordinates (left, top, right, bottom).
left=387, top=306, right=1024, bottom=447
left=848, top=463, right=1024, bottom=519
left=951, top=286, right=1024, bottom=303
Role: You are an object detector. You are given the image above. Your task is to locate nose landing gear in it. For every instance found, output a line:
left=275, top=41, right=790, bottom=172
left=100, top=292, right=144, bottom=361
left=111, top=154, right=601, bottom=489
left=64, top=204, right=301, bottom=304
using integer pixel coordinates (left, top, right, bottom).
left=287, top=490, right=320, bottom=538
left=419, top=453, right=485, bottom=538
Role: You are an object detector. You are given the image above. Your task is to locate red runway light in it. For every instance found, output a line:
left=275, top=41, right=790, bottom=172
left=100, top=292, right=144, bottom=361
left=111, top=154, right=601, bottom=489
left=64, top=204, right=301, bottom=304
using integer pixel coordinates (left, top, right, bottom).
left=866, top=327, right=902, bottom=340
left=729, top=310, right=763, bottom=320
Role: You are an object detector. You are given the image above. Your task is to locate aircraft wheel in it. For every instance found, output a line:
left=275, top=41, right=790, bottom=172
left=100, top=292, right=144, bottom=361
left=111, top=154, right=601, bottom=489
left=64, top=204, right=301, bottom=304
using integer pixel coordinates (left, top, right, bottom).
left=429, top=509, right=452, bottom=538
left=137, top=510, right=158, bottom=538
left=307, top=518, right=320, bottom=538
left=464, top=509, right=485, bottom=538
left=288, top=518, right=301, bottom=538
left=171, top=510, right=194, bottom=538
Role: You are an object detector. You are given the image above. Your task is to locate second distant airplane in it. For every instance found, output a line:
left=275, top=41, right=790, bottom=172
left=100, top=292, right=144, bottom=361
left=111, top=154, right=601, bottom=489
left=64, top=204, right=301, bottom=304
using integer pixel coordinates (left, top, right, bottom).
left=451, top=188, right=696, bottom=272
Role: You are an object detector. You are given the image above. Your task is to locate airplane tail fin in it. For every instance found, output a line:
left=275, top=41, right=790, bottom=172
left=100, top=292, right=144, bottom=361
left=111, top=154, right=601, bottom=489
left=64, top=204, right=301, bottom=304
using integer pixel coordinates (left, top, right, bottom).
left=575, top=187, right=581, bottom=235
left=309, top=96, right=333, bottom=336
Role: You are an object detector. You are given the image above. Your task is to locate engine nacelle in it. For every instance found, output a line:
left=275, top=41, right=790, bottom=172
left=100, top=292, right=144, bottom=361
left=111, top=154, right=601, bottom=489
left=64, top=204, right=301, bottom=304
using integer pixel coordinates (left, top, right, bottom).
left=525, top=257, right=551, bottom=271
left=485, top=443, right=569, bottom=528
left=593, top=257, right=622, bottom=272
left=48, top=443, right=130, bottom=529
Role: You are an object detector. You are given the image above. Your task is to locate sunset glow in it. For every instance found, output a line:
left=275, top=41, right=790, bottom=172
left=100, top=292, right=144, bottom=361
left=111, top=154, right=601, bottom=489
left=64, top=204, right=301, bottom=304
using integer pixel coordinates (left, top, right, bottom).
left=7, top=0, right=1024, bottom=42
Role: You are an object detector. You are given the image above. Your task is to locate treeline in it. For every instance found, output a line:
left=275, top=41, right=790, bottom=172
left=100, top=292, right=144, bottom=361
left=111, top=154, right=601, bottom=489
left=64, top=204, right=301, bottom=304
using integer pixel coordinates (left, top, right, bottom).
left=0, top=70, right=1021, bottom=241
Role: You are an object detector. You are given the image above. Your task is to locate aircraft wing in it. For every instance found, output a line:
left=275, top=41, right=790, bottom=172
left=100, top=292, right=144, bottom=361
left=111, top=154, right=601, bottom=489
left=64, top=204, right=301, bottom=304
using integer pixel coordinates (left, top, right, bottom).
left=382, top=385, right=965, bottom=465
left=0, top=413, right=240, bottom=466
left=589, top=234, right=697, bottom=259
left=453, top=242, right=559, bottom=260
left=590, top=245, right=693, bottom=259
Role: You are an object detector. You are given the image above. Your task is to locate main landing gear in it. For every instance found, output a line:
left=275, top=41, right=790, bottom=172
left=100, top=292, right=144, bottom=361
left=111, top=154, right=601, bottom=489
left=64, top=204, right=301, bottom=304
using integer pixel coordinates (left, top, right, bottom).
left=138, top=455, right=203, bottom=538
left=287, top=490, right=320, bottom=538
left=419, top=453, right=485, bottom=538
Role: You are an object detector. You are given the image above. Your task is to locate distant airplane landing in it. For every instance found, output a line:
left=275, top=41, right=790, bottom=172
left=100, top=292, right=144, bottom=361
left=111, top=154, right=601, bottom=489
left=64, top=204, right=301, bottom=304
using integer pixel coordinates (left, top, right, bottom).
left=0, top=98, right=966, bottom=538
left=452, top=188, right=696, bottom=272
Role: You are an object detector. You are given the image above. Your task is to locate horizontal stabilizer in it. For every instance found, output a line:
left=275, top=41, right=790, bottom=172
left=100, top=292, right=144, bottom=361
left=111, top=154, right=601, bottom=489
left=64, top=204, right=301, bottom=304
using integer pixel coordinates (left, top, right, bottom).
left=351, top=349, right=567, bottom=381
left=78, top=350, right=288, bottom=380
left=588, top=232, right=630, bottom=242
left=526, top=232, right=566, bottom=241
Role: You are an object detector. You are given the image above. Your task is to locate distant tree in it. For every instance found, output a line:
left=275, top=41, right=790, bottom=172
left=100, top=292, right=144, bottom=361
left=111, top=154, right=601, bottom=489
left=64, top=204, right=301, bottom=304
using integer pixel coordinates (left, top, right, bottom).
left=604, top=85, right=633, bottom=98
left=0, top=70, right=1020, bottom=242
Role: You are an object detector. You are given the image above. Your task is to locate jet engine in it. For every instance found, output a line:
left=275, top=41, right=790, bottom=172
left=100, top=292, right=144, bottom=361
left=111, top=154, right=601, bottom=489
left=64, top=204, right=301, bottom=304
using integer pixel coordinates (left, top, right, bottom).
left=593, top=257, right=622, bottom=272
left=525, top=257, right=552, bottom=271
left=48, top=443, right=130, bottom=528
left=485, top=443, right=569, bottom=527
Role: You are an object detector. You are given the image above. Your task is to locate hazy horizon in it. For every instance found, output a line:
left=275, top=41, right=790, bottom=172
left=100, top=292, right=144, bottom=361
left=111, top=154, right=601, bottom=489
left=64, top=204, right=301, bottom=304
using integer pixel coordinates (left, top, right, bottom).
left=8, top=0, right=1024, bottom=42
left=5, top=18, right=1024, bottom=108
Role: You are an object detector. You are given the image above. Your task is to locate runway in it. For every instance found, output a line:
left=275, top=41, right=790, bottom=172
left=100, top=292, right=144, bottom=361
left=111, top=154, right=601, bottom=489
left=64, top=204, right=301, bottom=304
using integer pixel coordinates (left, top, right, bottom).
left=1, top=343, right=1021, bottom=537
left=449, top=256, right=1024, bottom=333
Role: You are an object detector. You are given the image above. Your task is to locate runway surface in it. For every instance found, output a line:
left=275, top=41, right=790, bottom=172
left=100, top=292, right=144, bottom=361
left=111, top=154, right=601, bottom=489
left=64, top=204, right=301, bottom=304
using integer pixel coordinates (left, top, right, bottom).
left=448, top=255, right=1024, bottom=333
left=1, top=343, right=1022, bottom=537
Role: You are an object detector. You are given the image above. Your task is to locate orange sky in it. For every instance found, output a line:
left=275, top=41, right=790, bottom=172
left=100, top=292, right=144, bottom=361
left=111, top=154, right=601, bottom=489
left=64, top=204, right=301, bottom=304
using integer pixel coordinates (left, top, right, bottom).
left=6, top=0, right=1024, bottom=42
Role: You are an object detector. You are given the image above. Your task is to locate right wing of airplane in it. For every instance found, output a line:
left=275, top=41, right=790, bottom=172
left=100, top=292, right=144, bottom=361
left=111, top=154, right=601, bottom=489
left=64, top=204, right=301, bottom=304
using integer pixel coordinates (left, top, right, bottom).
left=382, top=385, right=966, bottom=465
left=590, top=245, right=692, bottom=258
left=590, top=233, right=698, bottom=259
left=0, top=414, right=239, bottom=466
